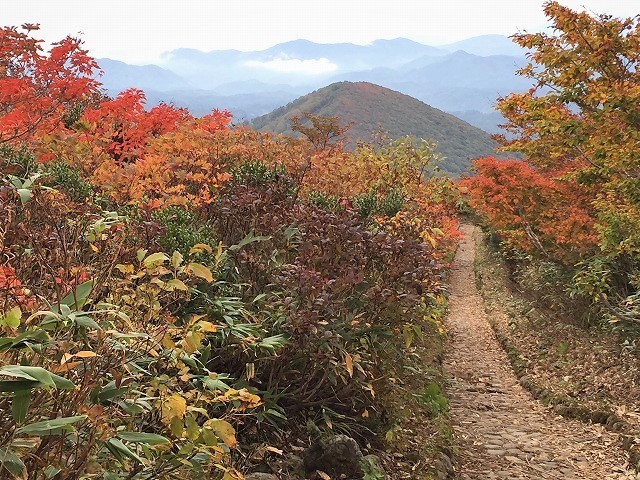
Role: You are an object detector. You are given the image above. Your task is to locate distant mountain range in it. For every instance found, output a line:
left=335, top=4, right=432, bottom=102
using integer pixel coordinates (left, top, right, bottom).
left=251, top=82, right=507, bottom=175
left=96, top=34, right=532, bottom=133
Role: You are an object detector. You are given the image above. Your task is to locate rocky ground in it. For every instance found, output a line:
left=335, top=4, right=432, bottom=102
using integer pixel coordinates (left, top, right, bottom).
left=443, top=224, right=638, bottom=479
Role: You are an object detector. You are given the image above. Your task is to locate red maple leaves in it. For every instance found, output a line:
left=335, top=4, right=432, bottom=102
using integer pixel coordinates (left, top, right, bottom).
left=0, top=25, right=99, bottom=143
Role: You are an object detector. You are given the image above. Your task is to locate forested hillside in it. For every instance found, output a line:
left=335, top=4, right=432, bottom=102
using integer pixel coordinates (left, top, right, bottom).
left=252, top=82, right=502, bottom=175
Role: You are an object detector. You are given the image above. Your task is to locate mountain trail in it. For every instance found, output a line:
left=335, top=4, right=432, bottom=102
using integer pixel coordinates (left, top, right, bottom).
left=443, top=223, right=636, bottom=479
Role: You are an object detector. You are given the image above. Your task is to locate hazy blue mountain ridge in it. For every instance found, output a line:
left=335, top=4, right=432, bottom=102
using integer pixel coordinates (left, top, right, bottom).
left=97, top=58, right=192, bottom=94
left=96, top=35, right=531, bottom=131
left=438, top=34, right=526, bottom=57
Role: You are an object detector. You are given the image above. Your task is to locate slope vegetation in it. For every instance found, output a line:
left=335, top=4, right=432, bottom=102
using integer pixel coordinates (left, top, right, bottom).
left=252, top=81, right=501, bottom=175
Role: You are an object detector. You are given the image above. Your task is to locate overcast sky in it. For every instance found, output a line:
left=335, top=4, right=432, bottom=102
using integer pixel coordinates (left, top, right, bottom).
left=3, top=1, right=638, bottom=64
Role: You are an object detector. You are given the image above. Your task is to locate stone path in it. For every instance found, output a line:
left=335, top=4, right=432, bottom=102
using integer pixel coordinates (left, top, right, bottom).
left=443, top=224, right=636, bottom=479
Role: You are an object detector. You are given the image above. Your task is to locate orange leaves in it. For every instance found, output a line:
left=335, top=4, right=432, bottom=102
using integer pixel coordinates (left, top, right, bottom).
left=80, top=89, right=192, bottom=162
left=0, top=25, right=99, bottom=144
left=0, top=266, right=35, bottom=312
left=212, top=388, right=262, bottom=412
left=461, top=157, right=598, bottom=263
left=198, top=109, right=233, bottom=134
left=38, top=89, right=238, bottom=208
left=290, top=112, right=352, bottom=152
left=478, top=5, right=640, bottom=269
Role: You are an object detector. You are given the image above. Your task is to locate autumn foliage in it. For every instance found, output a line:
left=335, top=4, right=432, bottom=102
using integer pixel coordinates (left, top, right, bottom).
left=461, top=157, right=597, bottom=264
left=0, top=25, right=459, bottom=479
left=463, top=2, right=640, bottom=321
left=0, top=24, right=99, bottom=143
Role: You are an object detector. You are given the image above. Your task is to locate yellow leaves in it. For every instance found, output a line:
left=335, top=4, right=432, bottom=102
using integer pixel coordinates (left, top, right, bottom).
left=422, top=232, right=437, bottom=248
left=170, top=250, right=184, bottom=268
left=136, top=249, right=148, bottom=262
left=164, top=278, right=188, bottom=292
left=1, top=305, right=21, bottom=328
left=186, top=262, right=214, bottom=283
left=182, top=331, right=205, bottom=354
left=213, top=388, right=262, bottom=411
left=206, top=419, right=237, bottom=449
left=50, top=362, right=81, bottom=373
left=61, top=350, right=98, bottom=361
left=172, top=316, right=220, bottom=353
left=197, top=320, right=218, bottom=333
left=115, top=263, right=134, bottom=275
left=161, top=332, right=176, bottom=349
left=143, top=252, right=169, bottom=268
left=403, top=324, right=415, bottom=349
left=75, top=350, right=97, bottom=358
left=245, top=362, right=255, bottom=381
left=344, top=352, right=354, bottom=378
left=185, top=414, right=200, bottom=441
left=364, top=383, right=376, bottom=399
left=60, top=352, right=74, bottom=365
left=160, top=393, right=187, bottom=425
left=215, top=241, right=225, bottom=266
left=50, top=350, right=98, bottom=372
left=189, top=243, right=213, bottom=255
left=221, top=469, right=244, bottom=480
left=170, top=416, right=184, bottom=437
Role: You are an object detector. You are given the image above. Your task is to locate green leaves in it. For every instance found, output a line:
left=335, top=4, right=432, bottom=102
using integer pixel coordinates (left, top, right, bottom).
left=105, top=438, right=143, bottom=464
left=7, top=173, right=42, bottom=204
left=0, top=330, right=49, bottom=352
left=1, top=306, right=21, bottom=328
left=257, top=334, right=290, bottom=352
left=43, top=466, right=62, bottom=479
left=0, top=365, right=74, bottom=423
left=58, top=280, right=93, bottom=310
left=116, top=431, right=170, bottom=445
left=12, top=389, right=30, bottom=423
left=0, top=365, right=75, bottom=390
left=0, top=448, right=26, bottom=479
left=15, top=415, right=87, bottom=436
left=0, top=380, right=42, bottom=393
left=0, top=43, right=462, bottom=478
left=228, top=231, right=271, bottom=252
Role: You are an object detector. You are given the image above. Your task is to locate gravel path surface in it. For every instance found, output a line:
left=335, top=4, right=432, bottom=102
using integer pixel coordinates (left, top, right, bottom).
left=443, top=224, right=636, bottom=479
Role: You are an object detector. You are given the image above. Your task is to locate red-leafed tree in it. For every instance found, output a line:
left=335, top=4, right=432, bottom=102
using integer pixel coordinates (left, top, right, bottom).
left=0, top=24, right=99, bottom=144
left=460, top=157, right=598, bottom=264
left=463, top=3, right=640, bottom=319
left=79, top=88, right=192, bottom=161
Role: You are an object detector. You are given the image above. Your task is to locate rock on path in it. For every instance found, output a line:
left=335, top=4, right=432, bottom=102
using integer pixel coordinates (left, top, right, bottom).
left=443, top=224, right=635, bottom=479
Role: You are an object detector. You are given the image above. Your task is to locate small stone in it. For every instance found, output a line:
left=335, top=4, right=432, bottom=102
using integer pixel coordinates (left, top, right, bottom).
left=436, top=452, right=453, bottom=473
left=487, top=449, right=506, bottom=456
left=302, top=435, right=364, bottom=478
left=285, top=454, right=305, bottom=477
left=246, top=474, right=279, bottom=480
left=504, top=455, right=525, bottom=464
